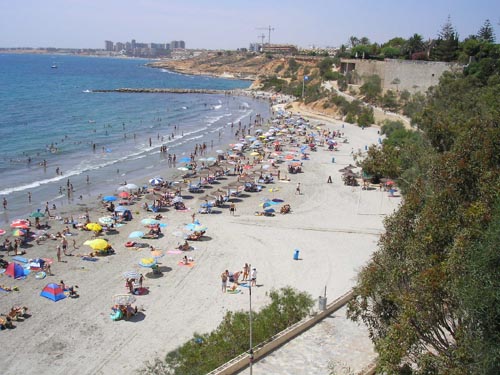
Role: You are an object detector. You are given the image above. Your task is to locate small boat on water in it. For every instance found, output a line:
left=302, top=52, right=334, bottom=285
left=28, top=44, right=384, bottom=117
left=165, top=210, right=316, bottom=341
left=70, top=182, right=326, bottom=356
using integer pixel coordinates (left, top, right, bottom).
left=51, top=64, right=58, bottom=69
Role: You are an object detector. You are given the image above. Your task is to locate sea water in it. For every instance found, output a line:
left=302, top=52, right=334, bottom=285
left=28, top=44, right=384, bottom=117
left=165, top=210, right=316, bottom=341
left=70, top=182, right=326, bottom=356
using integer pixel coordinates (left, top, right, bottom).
left=0, top=54, right=271, bottom=225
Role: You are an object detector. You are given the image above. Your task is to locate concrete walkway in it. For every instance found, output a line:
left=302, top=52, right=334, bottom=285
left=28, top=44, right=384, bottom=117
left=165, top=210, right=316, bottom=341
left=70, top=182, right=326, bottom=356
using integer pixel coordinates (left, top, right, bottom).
left=236, top=306, right=376, bottom=375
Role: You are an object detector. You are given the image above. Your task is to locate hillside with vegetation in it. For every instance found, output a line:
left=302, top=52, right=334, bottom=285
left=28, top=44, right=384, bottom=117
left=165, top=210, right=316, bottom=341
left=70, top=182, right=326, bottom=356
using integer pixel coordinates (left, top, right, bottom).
left=346, top=37, right=500, bottom=374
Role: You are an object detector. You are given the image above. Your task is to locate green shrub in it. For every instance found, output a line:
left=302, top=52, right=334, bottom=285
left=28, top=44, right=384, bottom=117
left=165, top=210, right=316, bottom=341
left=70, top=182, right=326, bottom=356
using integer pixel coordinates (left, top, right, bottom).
left=141, top=287, right=313, bottom=375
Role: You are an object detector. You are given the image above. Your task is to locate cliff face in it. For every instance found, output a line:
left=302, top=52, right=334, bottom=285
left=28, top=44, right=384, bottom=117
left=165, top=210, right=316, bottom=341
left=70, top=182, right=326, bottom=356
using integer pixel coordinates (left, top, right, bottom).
left=149, top=52, right=305, bottom=80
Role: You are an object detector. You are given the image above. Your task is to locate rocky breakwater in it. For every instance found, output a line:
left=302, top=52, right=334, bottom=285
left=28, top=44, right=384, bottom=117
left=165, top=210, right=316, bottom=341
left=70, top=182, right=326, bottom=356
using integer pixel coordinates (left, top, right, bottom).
left=92, top=88, right=232, bottom=94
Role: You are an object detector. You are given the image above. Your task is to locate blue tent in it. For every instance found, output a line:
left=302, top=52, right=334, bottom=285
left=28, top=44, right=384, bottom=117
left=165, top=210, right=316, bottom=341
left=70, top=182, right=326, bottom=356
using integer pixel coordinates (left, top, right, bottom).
left=40, top=283, right=66, bottom=302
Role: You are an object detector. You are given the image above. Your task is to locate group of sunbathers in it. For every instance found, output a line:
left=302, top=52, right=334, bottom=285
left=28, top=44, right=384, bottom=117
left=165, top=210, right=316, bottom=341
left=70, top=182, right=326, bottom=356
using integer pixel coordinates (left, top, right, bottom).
left=0, top=306, right=28, bottom=330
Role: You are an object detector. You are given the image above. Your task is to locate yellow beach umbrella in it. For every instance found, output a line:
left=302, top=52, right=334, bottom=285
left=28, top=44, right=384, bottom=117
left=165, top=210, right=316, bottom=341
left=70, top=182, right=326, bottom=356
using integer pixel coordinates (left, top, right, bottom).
left=84, top=238, right=109, bottom=250
left=250, top=151, right=260, bottom=156
left=86, top=222, right=102, bottom=232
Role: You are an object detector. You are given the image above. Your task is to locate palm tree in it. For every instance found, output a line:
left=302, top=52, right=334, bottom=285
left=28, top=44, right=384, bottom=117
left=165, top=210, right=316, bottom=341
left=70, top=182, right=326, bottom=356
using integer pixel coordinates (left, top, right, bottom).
left=405, top=33, right=425, bottom=57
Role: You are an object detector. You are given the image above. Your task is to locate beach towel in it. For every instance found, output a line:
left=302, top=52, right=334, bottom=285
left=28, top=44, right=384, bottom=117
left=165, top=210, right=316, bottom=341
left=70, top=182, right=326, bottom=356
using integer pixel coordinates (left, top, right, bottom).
left=35, top=271, right=46, bottom=279
left=167, top=250, right=183, bottom=255
left=12, top=256, right=28, bottom=263
left=178, top=261, right=195, bottom=268
left=239, top=283, right=251, bottom=288
left=134, top=287, right=149, bottom=295
left=226, top=288, right=241, bottom=294
left=82, top=256, right=98, bottom=262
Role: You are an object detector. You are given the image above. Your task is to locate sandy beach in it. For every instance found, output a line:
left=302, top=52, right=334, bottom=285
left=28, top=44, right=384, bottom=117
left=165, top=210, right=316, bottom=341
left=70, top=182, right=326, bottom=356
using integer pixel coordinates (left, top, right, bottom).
left=0, top=106, right=400, bottom=375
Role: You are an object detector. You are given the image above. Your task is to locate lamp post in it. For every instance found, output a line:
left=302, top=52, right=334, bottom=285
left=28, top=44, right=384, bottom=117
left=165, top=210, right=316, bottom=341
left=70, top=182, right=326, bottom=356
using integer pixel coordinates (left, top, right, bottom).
left=249, top=283, right=254, bottom=374
left=302, top=75, right=309, bottom=100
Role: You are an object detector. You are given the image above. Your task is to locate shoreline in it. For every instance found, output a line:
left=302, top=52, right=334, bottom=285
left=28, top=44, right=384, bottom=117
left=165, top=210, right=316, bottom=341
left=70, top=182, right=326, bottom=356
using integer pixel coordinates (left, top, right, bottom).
left=0, top=101, right=398, bottom=374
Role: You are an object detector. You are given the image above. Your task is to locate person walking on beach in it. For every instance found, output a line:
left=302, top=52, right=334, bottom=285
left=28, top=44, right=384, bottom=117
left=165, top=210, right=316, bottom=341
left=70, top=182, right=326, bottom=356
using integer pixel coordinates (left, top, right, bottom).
left=56, top=245, right=62, bottom=262
left=229, top=202, right=236, bottom=215
left=296, top=183, right=301, bottom=195
left=327, top=176, right=332, bottom=183
left=28, top=192, right=32, bottom=204
left=44, top=201, right=51, bottom=217
left=221, top=270, right=228, bottom=293
left=250, top=268, right=257, bottom=287
left=2, top=198, right=7, bottom=210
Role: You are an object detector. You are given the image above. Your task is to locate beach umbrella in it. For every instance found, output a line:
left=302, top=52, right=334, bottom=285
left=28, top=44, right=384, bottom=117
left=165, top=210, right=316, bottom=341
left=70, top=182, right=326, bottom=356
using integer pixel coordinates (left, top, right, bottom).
left=141, top=218, right=159, bottom=226
left=114, top=205, right=127, bottom=212
left=177, top=167, right=189, bottom=171
left=102, top=196, right=117, bottom=202
left=139, top=257, right=157, bottom=268
left=150, top=249, right=164, bottom=259
left=123, top=270, right=141, bottom=280
left=84, top=238, right=108, bottom=250
left=128, top=231, right=145, bottom=239
left=179, top=156, right=191, bottom=163
left=12, top=229, right=26, bottom=237
left=185, top=223, right=207, bottom=232
left=10, top=219, right=30, bottom=229
left=113, top=294, right=136, bottom=305
left=172, top=196, right=183, bottom=204
left=118, top=191, right=130, bottom=199
left=249, top=151, right=260, bottom=156
left=0, top=229, right=5, bottom=236
left=272, top=198, right=284, bottom=203
left=98, top=216, right=114, bottom=225
left=264, top=208, right=276, bottom=213
left=86, top=222, right=102, bottom=232
left=30, top=210, right=45, bottom=218
left=215, top=149, right=224, bottom=154
left=149, top=177, right=164, bottom=186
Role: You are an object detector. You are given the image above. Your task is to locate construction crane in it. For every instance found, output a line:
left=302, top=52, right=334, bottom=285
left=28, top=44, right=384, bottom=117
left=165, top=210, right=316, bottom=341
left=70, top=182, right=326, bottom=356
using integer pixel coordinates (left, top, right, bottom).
left=256, top=25, right=275, bottom=45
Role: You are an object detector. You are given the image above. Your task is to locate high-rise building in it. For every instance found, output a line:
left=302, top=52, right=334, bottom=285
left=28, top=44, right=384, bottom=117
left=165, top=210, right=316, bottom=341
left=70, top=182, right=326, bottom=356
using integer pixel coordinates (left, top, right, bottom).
left=105, top=40, right=114, bottom=51
left=170, top=40, right=186, bottom=49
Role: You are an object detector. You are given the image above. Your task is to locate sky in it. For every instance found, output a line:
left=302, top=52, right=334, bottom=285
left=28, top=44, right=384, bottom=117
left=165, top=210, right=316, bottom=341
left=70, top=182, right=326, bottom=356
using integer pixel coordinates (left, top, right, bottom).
left=0, top=0, right=499, bottom=49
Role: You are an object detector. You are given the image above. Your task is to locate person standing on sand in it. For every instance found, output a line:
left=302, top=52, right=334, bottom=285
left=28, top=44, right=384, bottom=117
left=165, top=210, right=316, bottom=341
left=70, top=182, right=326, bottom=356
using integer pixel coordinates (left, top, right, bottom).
left=28, top=192, right=32, bottom=204
left=229, top=202, right=236, bottom=215
left=296, top=183, right=301, bottom=195
left=56, top=245, right=62, bottom=262
left=251, top=268, right=257, bottom=287
left=242, top=263, right=249, bottom=281
left=2, top=198, right=7, bottom=210
left=327, top=176, right=332, bottom=183
left=221, top=270, right=228, bottom=292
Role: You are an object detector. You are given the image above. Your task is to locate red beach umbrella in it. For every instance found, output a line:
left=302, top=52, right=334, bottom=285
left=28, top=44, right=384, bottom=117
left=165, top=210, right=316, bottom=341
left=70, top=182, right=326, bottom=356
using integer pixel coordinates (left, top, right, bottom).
left=10, top=219, right=30, bottom=229
left=118, top=191, right=131, bottom=199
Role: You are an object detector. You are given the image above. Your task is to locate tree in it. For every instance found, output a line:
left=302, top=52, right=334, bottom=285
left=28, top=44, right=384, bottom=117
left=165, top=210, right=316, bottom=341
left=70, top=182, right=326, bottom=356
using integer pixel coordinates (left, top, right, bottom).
left=359, top=74, right=382, bottom=103
left=348, top=59, right=500, bottom=374
left=431, top=16, right=459, bottom=61
left=381, top=90, right=399, bottom=111
left=348, top=36, right=360, bottom=48
left=477, top=19, right=496, bottom=43
left=405, top=33, right=425, bottom=58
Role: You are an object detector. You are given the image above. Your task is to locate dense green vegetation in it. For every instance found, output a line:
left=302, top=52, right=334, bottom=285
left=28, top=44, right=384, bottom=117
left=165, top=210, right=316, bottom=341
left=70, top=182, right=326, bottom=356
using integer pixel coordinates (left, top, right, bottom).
left=347, top=38, right=500, bottom=374
left=338, top=17, right=497, bottom=63
left=140, top=287, right=314, bottom=375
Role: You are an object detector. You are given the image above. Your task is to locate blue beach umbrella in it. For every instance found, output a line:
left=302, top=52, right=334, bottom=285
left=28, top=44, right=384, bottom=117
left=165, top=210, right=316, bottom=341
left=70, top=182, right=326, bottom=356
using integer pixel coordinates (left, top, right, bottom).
left=103, top=196, right=117, bottom=202
left=114, top=206, right=127, bottom=212
left=129, top=231, right=145, bottom=239
left=141, top=218, right=160, bottom=226
left=149, top=177, right=164, bottom=186
left=179, top=157, right=191, bottom=163
left=264, top=208, right=275, bottom=213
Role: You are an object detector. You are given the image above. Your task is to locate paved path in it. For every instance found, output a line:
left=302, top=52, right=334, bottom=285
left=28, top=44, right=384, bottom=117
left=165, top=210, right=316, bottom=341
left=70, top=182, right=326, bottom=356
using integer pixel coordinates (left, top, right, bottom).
left=237, top=306, right=376, bottom=375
